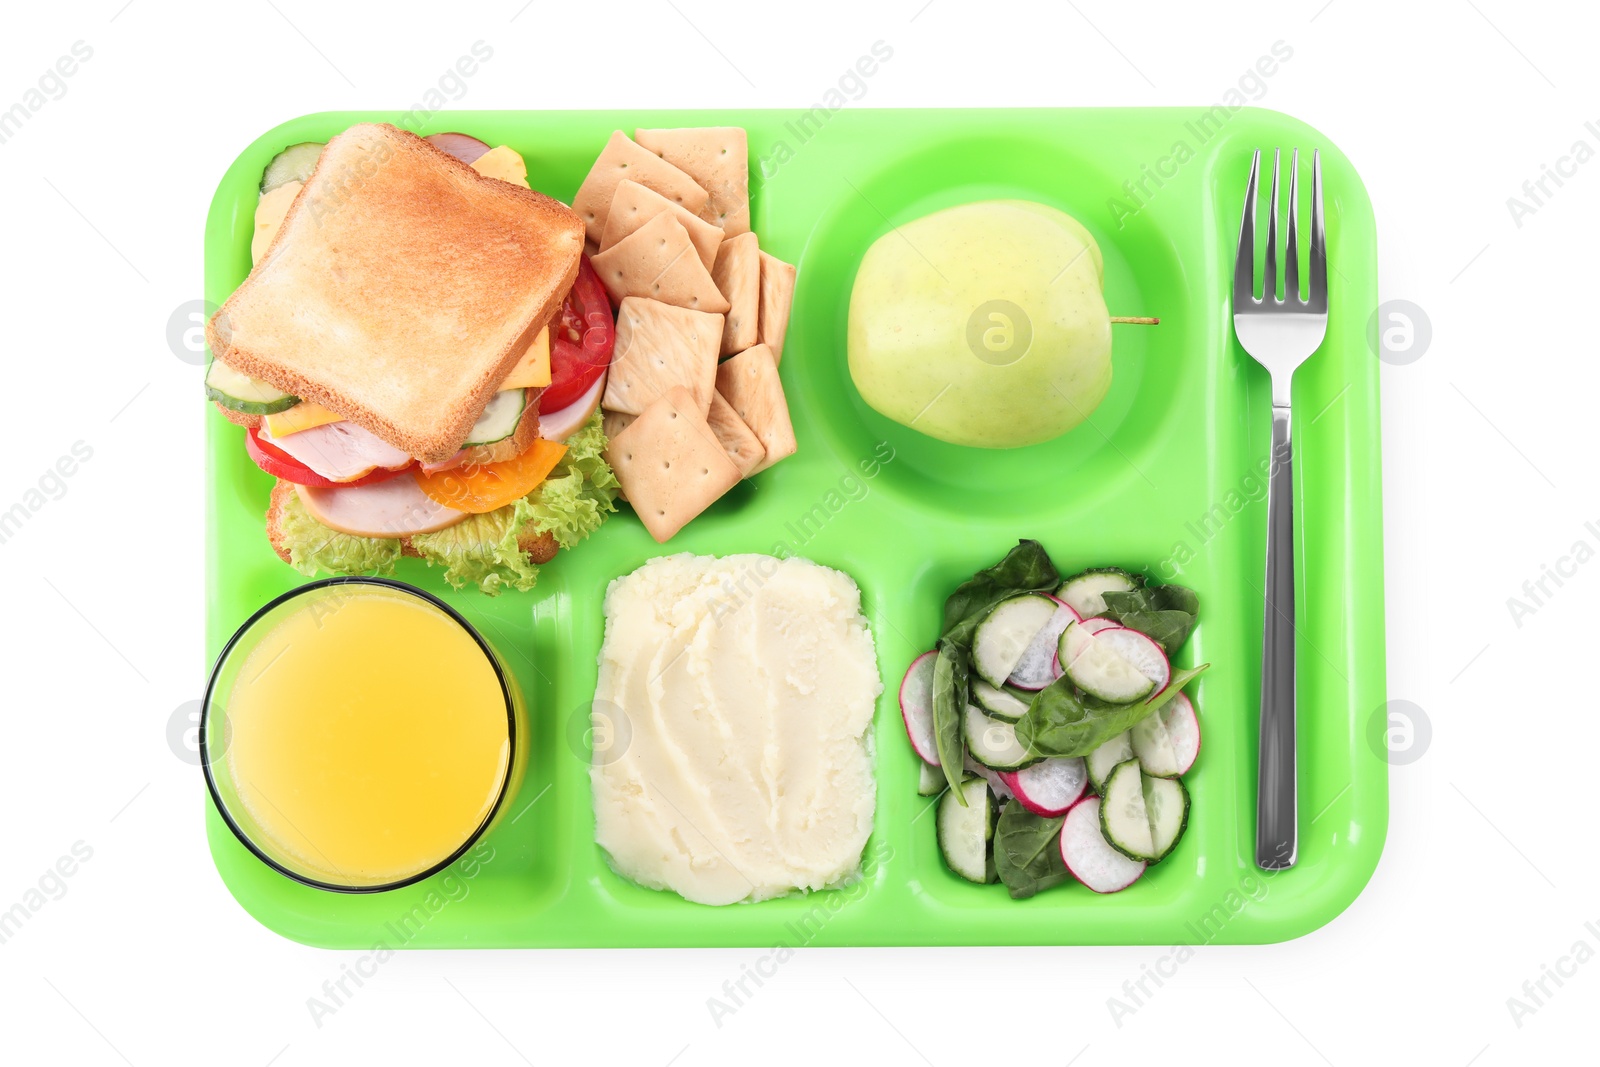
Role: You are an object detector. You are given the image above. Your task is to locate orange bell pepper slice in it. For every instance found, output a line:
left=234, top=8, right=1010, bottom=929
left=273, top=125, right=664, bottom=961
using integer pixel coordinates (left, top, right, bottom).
left=414, top=439, right=567, bottom=514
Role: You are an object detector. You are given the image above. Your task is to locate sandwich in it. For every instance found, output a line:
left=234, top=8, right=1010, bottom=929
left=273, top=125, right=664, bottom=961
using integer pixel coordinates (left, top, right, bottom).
left=206, top=123, right=618, bottom=594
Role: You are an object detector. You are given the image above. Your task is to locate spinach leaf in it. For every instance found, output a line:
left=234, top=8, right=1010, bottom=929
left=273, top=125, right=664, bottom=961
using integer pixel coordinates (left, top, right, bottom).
left=1017, top=664, right=1210, bottom=759
left=1099, top=583, right=1200, bottom=656
left=940, top=539, right=1060, bottom=640
left=994, top=804, right=1071, bottom=899
left=932, top=540, right=1061, bottom=802
left=931, top=648, right=968, bottom=799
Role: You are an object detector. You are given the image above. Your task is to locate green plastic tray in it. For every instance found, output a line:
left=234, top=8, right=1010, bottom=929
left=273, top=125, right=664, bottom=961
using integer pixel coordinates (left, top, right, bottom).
left=204, top=108, right=1386, bottom=947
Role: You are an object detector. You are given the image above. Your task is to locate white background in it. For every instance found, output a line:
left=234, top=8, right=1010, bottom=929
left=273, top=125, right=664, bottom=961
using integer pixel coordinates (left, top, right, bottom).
left=0, top=1, right=1593, bottom=1063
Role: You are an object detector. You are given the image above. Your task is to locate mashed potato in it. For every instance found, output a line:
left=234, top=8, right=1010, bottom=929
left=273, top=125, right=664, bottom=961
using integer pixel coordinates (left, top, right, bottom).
left=591, top=554, right=881, bottom=905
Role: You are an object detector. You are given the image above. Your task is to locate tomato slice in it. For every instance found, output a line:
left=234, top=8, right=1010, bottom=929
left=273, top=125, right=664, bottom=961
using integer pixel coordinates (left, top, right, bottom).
left=413, top=439, right=569, bottom=514
left=245, top=427, right=410, bottom=489
left=541, top=256, right=615, bottom=413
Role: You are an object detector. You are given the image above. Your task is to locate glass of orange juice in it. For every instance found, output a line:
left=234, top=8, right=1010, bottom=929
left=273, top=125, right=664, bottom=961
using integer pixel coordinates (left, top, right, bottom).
left=201, top=578, right=527, bottom=892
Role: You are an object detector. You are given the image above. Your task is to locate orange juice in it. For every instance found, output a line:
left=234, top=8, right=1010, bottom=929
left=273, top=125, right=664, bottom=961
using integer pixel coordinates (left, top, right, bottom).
left=211, top=582, right=516, bottom=889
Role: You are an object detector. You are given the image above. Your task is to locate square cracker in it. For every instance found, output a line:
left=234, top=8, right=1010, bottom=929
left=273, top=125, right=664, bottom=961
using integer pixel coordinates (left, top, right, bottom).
left=591, top=212, right=730, bottom=314
left=571, top=131, right=709, bottom=245
left=602, top=408, right=637, bottom=441
left=711, top=232, right=760, bottom=356
left=605, top=386, right=741, bottom=543
left=602, top=297, right=723, bottom=416
left=601, top=180, right=723, bottom=272
left=715, top=344, right=796, bottom=474
left=706, top=391, right=765, bottom=476
left=757, top=251, right=797, bottom=364
left=635, top=127, right=750, bottom=236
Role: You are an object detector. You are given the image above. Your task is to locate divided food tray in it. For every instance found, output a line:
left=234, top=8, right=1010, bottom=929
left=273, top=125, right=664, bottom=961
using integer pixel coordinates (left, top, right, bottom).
left=204, top=107, right=1386, bottom=947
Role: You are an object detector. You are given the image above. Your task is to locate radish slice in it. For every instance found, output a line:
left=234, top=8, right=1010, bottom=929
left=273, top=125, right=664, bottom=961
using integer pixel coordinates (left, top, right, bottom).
left=1060, top=796, right=1145, bottom=893
left=1007, top=600, right=1080, bottom=690
left=425, top=132, right=493, bottom=164
left=1096, top=627, right=1171, bottom=693
left=999, top=757, right=1087, bottom=817
left=1164, top=693, right=1200, bottom=774
left=899, top=652, right=939, bottom=766
left=539, top=371, right=607, bottom=442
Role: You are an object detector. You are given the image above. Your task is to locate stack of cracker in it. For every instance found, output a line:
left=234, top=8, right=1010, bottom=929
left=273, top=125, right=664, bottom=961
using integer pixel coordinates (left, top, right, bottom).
left=579, top=127, right=799, bottom=543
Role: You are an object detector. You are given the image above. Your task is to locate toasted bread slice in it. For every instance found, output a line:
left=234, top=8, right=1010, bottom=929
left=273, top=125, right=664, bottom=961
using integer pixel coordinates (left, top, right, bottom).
left=214, top=401, right=262, bottom=430
left=209, top=124, right=584, bottom=463
left=266, top=479, right=559, bottom=566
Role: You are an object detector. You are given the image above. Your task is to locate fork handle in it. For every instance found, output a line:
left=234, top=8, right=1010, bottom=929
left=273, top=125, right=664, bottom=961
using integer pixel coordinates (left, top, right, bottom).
left=1256, top=403, right=1297, bottom=870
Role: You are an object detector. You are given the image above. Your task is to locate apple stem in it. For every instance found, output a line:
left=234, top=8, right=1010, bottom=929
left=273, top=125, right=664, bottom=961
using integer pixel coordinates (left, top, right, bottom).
left=1110, top=316, right=1160, bottom=325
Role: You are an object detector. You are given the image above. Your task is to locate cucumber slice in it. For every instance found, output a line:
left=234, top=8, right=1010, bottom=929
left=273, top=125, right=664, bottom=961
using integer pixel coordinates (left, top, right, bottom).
left=1100, top=759, right=1157, bottom=861
left=963, top=705, right=1036, bottom=771
left=1131, top=710, right=1181, bottom=778
left=972, top=678, right=1031, bottom=722
left=972, top=593, right=1058, bottom=687
left=1058, top=622, right=1156, bottom=703
left=1087, top=731, right=1134, bottom=793
left=1142, top=774, right=1190, bottom=862
left=917, top=760, right=947, bottom=797
left=1131, top=693, right=1201, bottom=778
left=937, top=777, right=995, bottom=883
left=464, top=389, right=526, bottom=446
left=205, top=359, right=298, bottom=415
left=261, top=142, right=325, bottom=194
left=1056, top=568, right=1139, bottom=618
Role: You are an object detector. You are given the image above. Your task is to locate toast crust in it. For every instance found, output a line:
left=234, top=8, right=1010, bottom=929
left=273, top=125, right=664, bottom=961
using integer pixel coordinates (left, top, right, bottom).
left=210, top=124, right=583, bottom=463
left=213, top=401, right=262, bottom=429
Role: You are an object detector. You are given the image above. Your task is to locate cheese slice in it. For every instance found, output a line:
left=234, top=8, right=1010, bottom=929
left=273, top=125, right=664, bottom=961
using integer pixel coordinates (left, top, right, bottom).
left=264, top=401, right=344, bottom=437
left=471, top=146, right=530, bottom=188
left=500, top=327, right=551, bottom=389
left=252, top=181, right=301, bottom=265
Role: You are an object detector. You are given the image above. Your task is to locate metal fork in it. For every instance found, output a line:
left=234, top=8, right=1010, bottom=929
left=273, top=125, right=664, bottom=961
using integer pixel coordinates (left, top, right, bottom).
left=1232, top=148, right=1328, bottom=871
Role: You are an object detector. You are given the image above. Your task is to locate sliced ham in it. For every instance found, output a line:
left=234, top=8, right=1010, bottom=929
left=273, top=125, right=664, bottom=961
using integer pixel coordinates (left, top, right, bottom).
left=539, top=371, right=607, bottom=442
left=260, top=420, right=413, bottom=483
left=419, top=450, right=469, bottom=474
left=295, top=473, right=467, bottom=538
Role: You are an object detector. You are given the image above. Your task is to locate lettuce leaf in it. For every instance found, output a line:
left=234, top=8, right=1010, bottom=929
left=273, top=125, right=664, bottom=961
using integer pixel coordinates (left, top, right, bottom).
left=523, top=410, right=619, bottom=548
left=275, top=489, right=403, bottom=579
left=271, top=412, right=618, bottom=595
left=410, top=495, right=544, bottom=595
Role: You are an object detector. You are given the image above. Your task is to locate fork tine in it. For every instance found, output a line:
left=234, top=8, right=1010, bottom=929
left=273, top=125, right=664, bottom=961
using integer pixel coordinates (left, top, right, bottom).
left=1233, top=149, right=1260, bottom=306
left=1308, top=149, right=1328, bottom=313
left=1264, top=149, right=1280, bottom=302
left=1284, top=149, right=1301, bottom=304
